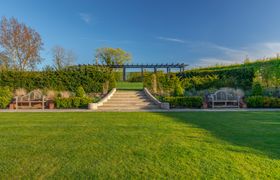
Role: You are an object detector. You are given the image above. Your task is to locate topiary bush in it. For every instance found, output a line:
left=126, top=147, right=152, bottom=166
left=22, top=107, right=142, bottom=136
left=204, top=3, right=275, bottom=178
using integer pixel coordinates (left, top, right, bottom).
left=76, top=86, right=86, bottom=97
left=0, top=86, right=13, bottom=109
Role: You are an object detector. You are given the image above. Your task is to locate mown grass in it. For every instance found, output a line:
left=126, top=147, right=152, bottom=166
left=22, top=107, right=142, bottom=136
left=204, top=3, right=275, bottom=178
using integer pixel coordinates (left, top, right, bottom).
left=116, top=81, right=143, bottom=90
left=0, top=112, right=279, bottom=178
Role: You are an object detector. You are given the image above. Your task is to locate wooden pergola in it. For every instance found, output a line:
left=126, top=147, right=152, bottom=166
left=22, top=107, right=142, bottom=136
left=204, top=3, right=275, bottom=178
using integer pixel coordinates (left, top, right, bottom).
left=95, top=63, right=188, bottom=81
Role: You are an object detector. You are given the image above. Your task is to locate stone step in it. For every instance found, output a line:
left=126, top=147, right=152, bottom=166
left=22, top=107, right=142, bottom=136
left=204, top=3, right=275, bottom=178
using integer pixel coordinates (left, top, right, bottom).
left=113, top=95, right=145, bottom=97
left=110, top=97, right=148, bottom=100
left=108, top=99, right=152, bottom=102
left=102, top=103, right=156, bottom=107
left=97, top=90, right=158, bottom=111
left=98, top=106, right=159, bottom=110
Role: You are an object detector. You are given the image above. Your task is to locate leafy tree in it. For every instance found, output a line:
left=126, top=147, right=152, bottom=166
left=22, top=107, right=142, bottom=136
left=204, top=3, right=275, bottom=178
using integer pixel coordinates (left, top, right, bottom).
left=52, top=46, right=76, bottom=69
left=0, top=17, right=43, bottom=70
left=95, top=47, right=131, bottom=65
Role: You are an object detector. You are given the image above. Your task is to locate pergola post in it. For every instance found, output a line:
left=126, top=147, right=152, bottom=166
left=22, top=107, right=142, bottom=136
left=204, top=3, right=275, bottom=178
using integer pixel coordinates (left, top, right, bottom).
left=123, top=66, right=126, bottom=81
left=154, top=67, right=157, bottom=73
left=141, top=67, right=144, bottom=80
left=167, top=67, right=170, bottom=73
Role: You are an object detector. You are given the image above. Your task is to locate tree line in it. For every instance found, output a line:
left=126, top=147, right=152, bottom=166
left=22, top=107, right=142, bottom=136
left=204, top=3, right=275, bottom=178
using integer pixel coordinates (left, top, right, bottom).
left=0, top=16, right=131, bottom=71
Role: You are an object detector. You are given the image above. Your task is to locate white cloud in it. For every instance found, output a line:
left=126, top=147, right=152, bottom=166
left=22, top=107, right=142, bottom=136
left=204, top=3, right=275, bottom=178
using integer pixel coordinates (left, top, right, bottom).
left=195, top=58, right=240, bottom=67
left=188, top=41, right=280, bottom=67
left=157, top=36, right=186, bottom=44
left=79, top=13, right=91, bottom=24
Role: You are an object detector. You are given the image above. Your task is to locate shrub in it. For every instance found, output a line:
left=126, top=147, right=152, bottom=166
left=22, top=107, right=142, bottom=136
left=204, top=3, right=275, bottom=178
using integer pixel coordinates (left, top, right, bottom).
left=72, top=97, right=81, bottom=108
left=246, top=96, right=280, bottom=108
left=80, top=97, right=92, bottom=107
left=59, top=91, right=71, bottom=98
left=46, top=90, right=57, bottom=100
left=174, top=83, right=184, bottom=96
left=54, top=97, right=92, bottom=109
left=0, top=86, right=13, bottom=109
left=76, top=86, right=86, bottom=97
left=252, top=82, right=263, bottom=96
left=163, top=96, right=203, bottom=108
left=14, top=88, right=27, bottom=96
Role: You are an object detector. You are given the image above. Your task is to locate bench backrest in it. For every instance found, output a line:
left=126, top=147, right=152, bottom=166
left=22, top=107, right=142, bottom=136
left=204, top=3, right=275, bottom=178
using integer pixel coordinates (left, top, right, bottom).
left=17, top=90, right=44, bottom=101
left=211, top=90, right=238, bottom=101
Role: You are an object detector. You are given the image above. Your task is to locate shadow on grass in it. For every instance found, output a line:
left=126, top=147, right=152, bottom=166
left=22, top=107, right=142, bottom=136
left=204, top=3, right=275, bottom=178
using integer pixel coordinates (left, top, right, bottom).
left=158, top=111, right=280, bottom=159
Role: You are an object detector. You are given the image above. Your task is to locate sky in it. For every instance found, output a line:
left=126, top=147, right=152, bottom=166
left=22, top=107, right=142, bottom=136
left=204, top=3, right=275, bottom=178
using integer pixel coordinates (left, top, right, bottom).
left=1, top=0, right=280, bottom=68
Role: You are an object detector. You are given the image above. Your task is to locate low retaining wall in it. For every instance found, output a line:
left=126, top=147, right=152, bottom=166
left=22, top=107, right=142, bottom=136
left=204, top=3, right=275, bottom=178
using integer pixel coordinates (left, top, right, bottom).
left=88, top=88, right=116, bottom=110
left=143, top=88, right=170, bottom=110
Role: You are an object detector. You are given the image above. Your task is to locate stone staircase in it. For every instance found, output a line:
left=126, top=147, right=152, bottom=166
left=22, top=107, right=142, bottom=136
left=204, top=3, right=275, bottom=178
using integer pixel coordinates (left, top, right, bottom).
left=97, top=90, right=159, bottom=111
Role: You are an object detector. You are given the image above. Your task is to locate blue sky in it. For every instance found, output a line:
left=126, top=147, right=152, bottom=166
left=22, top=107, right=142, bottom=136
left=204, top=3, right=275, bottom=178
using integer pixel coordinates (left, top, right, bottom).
left=1, top=0, right=280, bottom=68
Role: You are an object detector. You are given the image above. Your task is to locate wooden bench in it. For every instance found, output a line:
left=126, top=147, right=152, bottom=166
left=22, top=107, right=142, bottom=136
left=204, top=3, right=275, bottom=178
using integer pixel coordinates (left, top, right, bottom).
left=15, top=90, right=46, bottom=109
left=208, top=90, right=240, bottom=108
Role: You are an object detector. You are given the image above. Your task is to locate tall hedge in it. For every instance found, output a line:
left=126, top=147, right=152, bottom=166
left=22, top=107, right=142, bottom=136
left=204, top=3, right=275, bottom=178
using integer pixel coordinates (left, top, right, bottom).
left=178, top=67, right=255, bottom=90
left=0, top=65, right=115, bottom=93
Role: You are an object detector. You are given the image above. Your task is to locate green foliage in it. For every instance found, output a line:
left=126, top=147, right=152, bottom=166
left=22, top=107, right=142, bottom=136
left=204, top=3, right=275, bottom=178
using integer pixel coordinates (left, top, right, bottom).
left=180, top=67, right=255, bottom=90
left=95, top=47, right=131, bottom=65
left=163, top=96, right=203, bottom=108
left=54, top=97, right=92, bottom=108
left=252, top=82, right=263, bottom=96
left=0, top=86, right=13, bottom=108
left=173, top=81, right=184, bottom=97
left=72, top=97, right=81, bottom=108
left=0, top=65, right=115, bottom=93
left=76, top=86, right=86, bottom=97
left=246, top=96, right=280, bottom=108
left=144, top=73, right=185, bottom=96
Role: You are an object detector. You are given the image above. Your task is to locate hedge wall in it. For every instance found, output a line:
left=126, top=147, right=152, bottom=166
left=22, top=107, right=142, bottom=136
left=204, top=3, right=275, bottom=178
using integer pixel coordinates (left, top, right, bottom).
left=178, top=67, right=255, bottom=90
left=246, top=96, right=280, bottom=108
left=0, top=66, right=115, bottom=93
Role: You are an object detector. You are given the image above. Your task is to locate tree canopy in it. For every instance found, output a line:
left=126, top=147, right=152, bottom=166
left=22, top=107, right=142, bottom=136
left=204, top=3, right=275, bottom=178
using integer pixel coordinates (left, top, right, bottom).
left=52, top=46, right=76, bottom=70
left=0, top=17, right=43, bottom=70
left=95, top=47, right=131, bottom=65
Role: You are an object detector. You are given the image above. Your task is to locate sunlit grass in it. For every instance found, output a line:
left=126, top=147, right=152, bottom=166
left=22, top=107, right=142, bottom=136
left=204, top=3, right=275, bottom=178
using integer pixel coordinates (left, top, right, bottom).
left=0, top=112, right=279, bottom=178
left=116, top=81, right=143, bottom=90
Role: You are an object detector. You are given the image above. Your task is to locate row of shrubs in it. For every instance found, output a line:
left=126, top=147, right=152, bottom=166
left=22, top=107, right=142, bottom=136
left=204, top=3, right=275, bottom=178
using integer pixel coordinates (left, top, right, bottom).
left=54, top=97, right=92, bottom=108
left=163, top=96, right=203, bottom=108
left=246, top=96, right=280, bottom=108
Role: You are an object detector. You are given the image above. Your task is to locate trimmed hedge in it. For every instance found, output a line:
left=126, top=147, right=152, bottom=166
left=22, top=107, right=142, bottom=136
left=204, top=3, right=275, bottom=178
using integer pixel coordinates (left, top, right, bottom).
left=246, top=96, right=280, bottom=108
left=178, top=67, right=255, bottom=90
left=0, top=65, right=116, bottom=93
left=163, top=96, right=203, bottom=108
left=54, top=97, right=92, bottom=109
left=0, top=86, right=13, bottom=109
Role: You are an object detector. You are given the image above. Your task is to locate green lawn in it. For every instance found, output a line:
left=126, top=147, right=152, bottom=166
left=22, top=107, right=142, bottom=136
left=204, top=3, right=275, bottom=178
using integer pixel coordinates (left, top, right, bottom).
left=0, top=112, right=280, bottom=178
left=116, top=81, right=143, bottom=90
